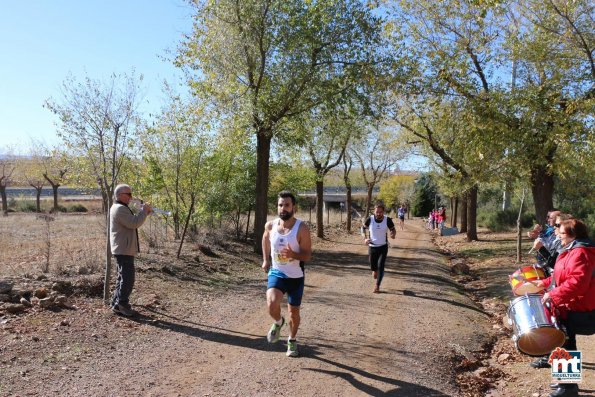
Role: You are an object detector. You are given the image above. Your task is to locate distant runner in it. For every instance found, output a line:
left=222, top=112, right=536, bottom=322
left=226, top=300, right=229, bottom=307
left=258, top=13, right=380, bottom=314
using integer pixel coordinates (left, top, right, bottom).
left=397, top=204, right=406, bottom=230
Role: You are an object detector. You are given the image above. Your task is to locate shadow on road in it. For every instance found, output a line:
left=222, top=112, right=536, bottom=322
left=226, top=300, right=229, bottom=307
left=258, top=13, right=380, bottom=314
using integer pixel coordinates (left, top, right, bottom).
left=127, top=307, right=398, bottom=356
left=120, top=310, right=453, bottom=395
left=303, top=352, right=450, bottom=397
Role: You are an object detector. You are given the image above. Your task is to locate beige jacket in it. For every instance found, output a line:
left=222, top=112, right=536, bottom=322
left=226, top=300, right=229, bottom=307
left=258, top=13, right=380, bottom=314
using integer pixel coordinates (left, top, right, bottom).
left=109, top=202, right=149, bottom=256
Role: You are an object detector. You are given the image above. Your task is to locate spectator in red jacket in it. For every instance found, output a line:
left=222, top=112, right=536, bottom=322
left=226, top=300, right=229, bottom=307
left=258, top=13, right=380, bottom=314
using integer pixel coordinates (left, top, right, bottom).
left=438, top=207, right=447, bottom=235
left=534, top=218, right=595, bottom=397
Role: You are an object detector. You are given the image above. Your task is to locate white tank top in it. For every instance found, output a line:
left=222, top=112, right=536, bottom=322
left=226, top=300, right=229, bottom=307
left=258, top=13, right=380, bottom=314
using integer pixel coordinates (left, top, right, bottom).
left=369, top=215, right=388, bottom=247
left=270, top=218, right=304, bottom=278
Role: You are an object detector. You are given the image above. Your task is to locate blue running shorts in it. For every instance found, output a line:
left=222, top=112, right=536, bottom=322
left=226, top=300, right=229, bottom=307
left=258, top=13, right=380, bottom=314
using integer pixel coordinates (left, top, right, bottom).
left=267, top=274, right=305, bottom=307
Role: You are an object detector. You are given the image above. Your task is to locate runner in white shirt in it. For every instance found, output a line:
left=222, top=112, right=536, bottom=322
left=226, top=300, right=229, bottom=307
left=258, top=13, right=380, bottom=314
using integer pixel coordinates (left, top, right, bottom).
left=361, top=202, right=396, bottom=293
left=262, top=191, right=312, bottom=357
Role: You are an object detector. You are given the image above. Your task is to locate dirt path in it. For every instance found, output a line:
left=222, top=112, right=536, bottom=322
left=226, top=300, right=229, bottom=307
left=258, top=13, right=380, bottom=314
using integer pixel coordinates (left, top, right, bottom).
left=1, top=220, right=492, bottom=396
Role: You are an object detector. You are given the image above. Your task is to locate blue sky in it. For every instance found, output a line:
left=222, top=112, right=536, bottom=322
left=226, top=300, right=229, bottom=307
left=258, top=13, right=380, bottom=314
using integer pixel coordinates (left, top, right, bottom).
left=0, top=0, right=194, bottom=152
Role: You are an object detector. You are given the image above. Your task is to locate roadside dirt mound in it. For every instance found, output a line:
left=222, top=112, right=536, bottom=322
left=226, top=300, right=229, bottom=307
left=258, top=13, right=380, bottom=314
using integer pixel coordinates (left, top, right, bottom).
left=433, top=229, right=595, bottom=397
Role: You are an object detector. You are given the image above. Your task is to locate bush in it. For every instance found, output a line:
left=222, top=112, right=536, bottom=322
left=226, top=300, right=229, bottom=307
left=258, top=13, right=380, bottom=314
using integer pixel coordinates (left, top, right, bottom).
left=15, top=201, right=38, bottom=212
left=480, top=208, right=535, bottom=232
left=49, top=205, right=68, bottom=213
left=68, top=204, right=88, bottom=213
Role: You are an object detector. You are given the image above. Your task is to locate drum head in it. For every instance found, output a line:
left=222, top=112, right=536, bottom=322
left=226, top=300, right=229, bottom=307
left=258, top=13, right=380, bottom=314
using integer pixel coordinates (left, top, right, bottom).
left=517, top=327, right=566, bottom=356
left=513, top=283, right=545, bottom=296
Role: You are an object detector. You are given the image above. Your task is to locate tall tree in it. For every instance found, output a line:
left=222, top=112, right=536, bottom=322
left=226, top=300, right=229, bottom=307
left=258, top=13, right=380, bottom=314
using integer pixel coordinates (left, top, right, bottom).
left=40, top=148, right=69, bottom=212
left=506, top=0, right=594, bottom=222
left=291, top=108, right=352, bottom=238
left=45, top=71, right=143, bottom=303
left=18, top=148, right=46, bottom=212
left=352, top=127, right=401, bottom=217
left=394, top=96, right=508, bottom=241
left=138, top=89, right=212, bottom=243
left=388, top=0, right=594, bottom=224
left=176, top=0, right=384, bottom=252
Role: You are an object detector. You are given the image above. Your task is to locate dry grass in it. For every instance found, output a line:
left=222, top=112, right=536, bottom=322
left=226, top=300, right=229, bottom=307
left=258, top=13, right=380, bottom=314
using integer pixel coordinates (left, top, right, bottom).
left=0, top=207, right=356, bottom=279
left=0, top=213, right=106, bottom=276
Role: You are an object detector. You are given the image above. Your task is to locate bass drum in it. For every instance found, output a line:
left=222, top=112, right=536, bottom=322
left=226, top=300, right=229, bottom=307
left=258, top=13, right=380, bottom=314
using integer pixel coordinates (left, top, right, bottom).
left=507, top=294, right=566, bottom=356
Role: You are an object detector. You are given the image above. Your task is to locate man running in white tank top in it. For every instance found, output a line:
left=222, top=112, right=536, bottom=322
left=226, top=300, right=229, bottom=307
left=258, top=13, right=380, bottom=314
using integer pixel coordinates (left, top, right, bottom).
left=361, top=202, right=396, bottom=293
left=262, top=191, right=312, bottom=357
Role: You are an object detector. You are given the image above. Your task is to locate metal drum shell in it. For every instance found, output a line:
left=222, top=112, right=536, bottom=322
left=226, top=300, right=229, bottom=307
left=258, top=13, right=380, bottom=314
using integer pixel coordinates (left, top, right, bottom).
left=507, top=294, right=566, bottom=356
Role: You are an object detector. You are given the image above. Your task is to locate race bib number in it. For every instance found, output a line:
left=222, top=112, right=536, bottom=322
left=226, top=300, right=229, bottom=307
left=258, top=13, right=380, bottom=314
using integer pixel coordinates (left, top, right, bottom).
left=275, top=239, right=289, bottom=264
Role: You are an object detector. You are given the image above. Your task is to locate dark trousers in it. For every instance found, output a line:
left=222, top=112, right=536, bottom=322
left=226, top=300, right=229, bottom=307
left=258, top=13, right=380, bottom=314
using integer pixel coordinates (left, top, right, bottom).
left=369, top=244, right=389, bottom=287
left=111, top=255, right=135, bottom=308
left=562, top=310, right=595, bottom=350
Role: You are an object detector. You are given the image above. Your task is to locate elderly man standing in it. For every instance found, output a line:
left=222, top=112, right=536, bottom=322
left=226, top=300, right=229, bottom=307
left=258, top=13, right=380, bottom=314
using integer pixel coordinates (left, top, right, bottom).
left=110, top=184, right=152, bottom=316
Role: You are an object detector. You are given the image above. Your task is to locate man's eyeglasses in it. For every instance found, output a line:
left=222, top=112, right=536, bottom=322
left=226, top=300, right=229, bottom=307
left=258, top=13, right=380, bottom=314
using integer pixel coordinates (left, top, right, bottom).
left=120, top=192, right=132, bottom=196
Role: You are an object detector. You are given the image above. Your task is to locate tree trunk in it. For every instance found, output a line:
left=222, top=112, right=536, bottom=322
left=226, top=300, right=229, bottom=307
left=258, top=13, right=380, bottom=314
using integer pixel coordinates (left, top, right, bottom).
left=0, top=186, right=7, bottom=216
left=530, top=164, right=555, bottom=225
left=452, top=197, right=458, bottom=228
left=502, top=180, right=512, bottom=210
left=516, top=188, right=526, bottom=263
left=245, top=209, right=251, bottom=241
left=173, top=212, right=181, bottom=240
left=103, top=210, right=112, bottom=303
left=365, top=183, right=374, bottom=217
left=36, top=188, right=42, bottom=212
left=52, top=185, right=59, bottom=211
left=346, top=185, right=352, bottom=233
left=100, top=185, right=108, bottom=214
left=460, top=192, right=468, bottom=233
left=235, top=208, right=241, bottom=239
left=466, top=185, right=478, bottom=241
left=253, top=133, right=272, bottom=254
left=102, top=195, right=114, bottom=304
left=177, top=197, right=196, bottom=259
left=316, top=180, right=324, bottom=238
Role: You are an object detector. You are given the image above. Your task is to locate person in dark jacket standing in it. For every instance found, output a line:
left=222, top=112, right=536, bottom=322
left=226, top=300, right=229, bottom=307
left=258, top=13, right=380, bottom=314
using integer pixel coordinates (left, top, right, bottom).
left=110, top=184, right=152, bottom=317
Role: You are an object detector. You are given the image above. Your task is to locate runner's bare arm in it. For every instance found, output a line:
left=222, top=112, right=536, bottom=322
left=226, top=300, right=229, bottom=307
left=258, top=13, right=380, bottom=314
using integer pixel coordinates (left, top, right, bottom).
left=361, top=219, right=370, bottom=243
left=282, top=223, right=312, bottom=262
left=387, top=217, right=396, bottom=239
left=262, top=221, right=273, bottom=272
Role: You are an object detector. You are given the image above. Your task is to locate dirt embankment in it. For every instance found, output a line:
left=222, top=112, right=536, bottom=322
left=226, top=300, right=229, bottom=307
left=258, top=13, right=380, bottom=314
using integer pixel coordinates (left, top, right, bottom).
left=433, top=228, right=595, bottom=397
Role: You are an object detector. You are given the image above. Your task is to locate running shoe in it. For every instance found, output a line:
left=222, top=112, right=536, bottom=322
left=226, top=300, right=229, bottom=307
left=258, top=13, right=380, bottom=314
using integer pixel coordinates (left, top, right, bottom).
left=286, top=339, right=298, bottom=357
left=267, top=317, right=285, bottom=343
